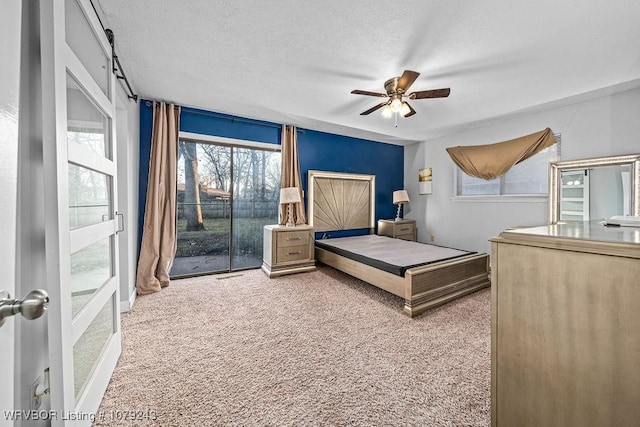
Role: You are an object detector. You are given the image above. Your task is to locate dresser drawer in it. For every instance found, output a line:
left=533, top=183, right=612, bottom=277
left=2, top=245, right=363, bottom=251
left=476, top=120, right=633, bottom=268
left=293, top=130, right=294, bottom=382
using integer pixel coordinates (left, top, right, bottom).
left=276, top=245, right=310, bottom=263
left=277, top=230, right=310, bottom=247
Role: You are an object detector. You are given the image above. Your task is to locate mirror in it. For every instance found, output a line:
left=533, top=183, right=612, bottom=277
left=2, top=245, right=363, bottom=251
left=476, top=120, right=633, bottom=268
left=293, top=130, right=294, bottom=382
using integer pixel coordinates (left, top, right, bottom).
left=549, top=154, right=640, bottom=224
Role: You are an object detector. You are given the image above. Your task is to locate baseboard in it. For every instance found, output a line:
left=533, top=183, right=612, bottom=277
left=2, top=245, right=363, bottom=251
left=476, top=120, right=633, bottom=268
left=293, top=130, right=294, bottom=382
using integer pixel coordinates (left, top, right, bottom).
left=120, top=287, right=137, bottom=312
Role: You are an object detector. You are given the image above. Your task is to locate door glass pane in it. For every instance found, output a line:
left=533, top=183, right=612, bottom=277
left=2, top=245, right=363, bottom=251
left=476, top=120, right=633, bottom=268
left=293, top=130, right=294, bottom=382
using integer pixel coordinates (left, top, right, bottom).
left=73, top=295, right=114, bottom=400
left=232, top=148, right=281, bottom=269
left=67, top=73, right=110, bottom=159
left=65, top=0, right=110, bottom=99
left=68, top=164, right=111, bottom=229
left=70, top=237, right=112, bottom=318
left=171, top=141, right=231, bottom=276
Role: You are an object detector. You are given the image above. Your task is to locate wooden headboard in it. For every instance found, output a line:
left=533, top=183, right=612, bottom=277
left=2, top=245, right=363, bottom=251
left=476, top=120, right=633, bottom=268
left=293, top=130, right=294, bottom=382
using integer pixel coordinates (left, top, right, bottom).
left=307, top=170, right=376, bottom=233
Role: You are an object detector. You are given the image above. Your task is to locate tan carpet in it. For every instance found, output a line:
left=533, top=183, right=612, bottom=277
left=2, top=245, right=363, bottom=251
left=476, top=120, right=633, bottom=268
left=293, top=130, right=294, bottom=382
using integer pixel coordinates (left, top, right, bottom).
left=95, top=265, right=490, bottom=426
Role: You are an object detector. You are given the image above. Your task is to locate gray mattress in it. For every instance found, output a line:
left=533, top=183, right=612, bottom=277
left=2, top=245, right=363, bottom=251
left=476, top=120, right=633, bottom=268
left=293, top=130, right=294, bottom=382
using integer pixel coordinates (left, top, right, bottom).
left=315, top=234, right=475, bottom=276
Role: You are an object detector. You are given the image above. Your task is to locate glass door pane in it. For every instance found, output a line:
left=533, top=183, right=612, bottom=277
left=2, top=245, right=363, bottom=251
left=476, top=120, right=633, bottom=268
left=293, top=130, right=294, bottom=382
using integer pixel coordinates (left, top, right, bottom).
left=172, top=141, right=231, bottom=276
left=73, top=295, right=115, bottom=400
left=65, top=0, right=111, bottom=99
left=68, top=164, right=111, bottom=229
left=70, top=237, right=111, bottom=317
left=232, top=148, right=281, bottom=270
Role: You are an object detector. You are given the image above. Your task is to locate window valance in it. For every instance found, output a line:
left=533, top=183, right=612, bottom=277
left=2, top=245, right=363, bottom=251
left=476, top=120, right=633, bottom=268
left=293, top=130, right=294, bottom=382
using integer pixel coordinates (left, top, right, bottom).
left=446, top=127, right=557, bottom=180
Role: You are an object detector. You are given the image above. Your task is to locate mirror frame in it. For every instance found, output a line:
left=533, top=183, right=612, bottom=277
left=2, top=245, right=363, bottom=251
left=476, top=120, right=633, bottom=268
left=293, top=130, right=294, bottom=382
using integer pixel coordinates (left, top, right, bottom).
left=549, top=154, right=640, bottom=224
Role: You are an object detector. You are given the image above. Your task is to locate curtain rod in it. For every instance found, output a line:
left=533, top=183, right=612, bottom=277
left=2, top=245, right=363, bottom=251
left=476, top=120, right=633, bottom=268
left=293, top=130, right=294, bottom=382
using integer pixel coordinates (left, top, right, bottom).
left=90, top=1, right=138, bottom=102
left=180, top=107, right=305, bottom=132
left=144, top=102, right=307, bottom=134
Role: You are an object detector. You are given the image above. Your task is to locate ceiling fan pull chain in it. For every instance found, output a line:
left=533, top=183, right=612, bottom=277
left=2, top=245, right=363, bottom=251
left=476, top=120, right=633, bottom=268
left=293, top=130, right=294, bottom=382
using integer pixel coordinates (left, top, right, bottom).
left=395, top=112, right=399, bottom=127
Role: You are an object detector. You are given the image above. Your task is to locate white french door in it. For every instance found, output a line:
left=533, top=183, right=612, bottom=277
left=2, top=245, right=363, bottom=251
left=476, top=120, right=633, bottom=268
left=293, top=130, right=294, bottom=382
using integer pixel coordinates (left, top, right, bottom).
left=40, top=0, right=121, bottom=423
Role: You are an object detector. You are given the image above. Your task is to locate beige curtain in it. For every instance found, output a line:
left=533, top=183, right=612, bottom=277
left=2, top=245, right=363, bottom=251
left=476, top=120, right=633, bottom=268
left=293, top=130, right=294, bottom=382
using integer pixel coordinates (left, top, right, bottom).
left=279, top=125, right=307, bottom=225
left=136, top=102, right=180, bottom=295
left=446, top=127, right=557, bottom=180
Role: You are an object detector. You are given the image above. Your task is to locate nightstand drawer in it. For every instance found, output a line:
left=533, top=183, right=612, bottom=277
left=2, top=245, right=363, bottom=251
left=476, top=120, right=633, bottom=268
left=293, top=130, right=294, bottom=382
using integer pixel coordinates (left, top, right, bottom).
left=396, top=233, right=415, bottom=241
left=377, top=219, right=417, bottom=241
left=276, top=245, right=310, bottom=263
left=277, top=230, right=310, bottom=247
left=396, top=224, right=415, bottom=236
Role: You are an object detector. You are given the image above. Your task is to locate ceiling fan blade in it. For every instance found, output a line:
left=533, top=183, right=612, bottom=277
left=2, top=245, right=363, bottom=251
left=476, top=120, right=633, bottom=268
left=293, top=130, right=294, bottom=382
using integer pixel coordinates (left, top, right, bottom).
left=360, top=102, right=388, bottom=115
left=408, top=88, right=451, bottom=99
left=351, top=89, right=388, bottom=97
left=403, top=102, right=416, bottom=118
left=397, top=70, right=420, bottom=93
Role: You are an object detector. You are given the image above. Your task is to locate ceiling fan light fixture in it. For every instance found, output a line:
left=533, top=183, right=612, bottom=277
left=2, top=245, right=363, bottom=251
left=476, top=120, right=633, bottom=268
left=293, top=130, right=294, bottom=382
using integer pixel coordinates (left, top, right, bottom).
left=399, top=102, right=411, bottom=116
left=381, top=104, right=393, bottom=118
left=390, top=97, right=403, bottom=113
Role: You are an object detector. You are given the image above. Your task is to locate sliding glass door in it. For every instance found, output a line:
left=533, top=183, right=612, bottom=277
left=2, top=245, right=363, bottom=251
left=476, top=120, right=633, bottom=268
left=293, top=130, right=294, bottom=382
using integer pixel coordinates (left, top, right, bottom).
left=232, top=147, right=281, bottom=269
left=173, top=141, right=231, bottom=275
left=171, top=139, right=280, bottom=277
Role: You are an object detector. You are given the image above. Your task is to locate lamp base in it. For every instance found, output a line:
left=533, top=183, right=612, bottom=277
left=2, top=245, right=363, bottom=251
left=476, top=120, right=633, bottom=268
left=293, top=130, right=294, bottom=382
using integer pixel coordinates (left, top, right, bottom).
left=286, top=202, right=295, bottom=227
left=395, top=203, right=402, bottom=221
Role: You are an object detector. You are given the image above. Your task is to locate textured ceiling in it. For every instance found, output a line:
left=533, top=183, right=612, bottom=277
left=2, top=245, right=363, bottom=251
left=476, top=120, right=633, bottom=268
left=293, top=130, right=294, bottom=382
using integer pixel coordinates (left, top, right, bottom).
left=95, top=0, right=640, bottom=145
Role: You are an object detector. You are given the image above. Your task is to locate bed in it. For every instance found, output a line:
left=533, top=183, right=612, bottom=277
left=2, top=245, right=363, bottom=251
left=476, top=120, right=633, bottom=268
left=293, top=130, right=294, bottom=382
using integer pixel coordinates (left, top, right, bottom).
left=307, top=170, right=490, bottom=317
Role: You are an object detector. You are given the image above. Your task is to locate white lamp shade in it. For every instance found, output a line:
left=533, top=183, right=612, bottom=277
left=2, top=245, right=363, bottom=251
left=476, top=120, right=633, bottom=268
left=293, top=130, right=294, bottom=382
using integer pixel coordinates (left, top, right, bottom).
left=399, top=102, right=411, bottom=116
left=393, top=190, right=410, bottom=204
left=280, top=187, right=301, bottom=204
left=390, top=97, right=403, bottom=113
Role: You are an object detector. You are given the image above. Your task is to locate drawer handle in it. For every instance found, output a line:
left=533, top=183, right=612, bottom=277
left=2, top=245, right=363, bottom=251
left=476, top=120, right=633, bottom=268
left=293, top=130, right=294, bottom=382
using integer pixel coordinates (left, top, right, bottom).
left=286, top=251, right=302, bottom=255
left=399, top=227, right=410, bottom=231
left=286, top=237, right=302, bottom=241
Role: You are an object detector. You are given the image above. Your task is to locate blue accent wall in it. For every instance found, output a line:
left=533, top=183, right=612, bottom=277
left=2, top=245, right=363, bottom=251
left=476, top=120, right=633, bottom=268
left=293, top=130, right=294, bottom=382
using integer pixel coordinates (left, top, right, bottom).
left=180, top=106, right=281, bottom=144
left=297, top=129, right=403, bottom=238
left=137, top=101, right=153, bottom=253
left=137, top=100, right=404, bottom=250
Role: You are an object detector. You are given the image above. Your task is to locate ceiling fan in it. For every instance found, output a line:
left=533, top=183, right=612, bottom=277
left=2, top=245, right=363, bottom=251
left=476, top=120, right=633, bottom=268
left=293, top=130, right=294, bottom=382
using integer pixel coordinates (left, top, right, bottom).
left=351, top=70, right=450, bottom=118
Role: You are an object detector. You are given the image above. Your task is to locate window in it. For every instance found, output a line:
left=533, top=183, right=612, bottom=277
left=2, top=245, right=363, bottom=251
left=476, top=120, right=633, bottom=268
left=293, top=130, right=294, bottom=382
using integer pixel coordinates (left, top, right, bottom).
left=455, top=135, right=561, bottom=197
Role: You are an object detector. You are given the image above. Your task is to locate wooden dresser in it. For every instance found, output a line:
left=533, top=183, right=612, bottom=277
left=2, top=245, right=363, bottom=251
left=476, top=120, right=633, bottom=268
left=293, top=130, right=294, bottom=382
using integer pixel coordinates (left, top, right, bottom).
left=262, top=224, right=316, bottom=278
left=490, top=222, right=640, bottom=426
left=377, top=219, right=417, bottom=241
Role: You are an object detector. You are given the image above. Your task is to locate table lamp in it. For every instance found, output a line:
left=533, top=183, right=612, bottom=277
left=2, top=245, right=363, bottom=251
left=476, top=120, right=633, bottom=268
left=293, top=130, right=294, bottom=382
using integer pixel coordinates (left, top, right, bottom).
left=280, top=187, right=301, bottom=227
left=392, top=190, right=410, bottom=221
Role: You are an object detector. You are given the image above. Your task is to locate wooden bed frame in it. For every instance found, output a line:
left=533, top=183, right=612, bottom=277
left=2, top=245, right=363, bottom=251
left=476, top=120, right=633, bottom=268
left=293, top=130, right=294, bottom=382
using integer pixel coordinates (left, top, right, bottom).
left=307, top=170, right=490, bottom=317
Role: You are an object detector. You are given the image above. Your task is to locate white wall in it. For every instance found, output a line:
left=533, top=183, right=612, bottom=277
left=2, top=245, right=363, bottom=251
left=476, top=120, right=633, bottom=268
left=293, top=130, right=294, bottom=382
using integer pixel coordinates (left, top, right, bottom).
left=404, top=86, right=640, bottom=254
left=116, top=86, right=140, bottom=312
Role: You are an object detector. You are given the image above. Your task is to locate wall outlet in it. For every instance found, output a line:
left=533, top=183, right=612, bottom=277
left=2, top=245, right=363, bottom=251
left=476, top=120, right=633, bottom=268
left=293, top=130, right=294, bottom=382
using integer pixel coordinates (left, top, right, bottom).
left=430, top=234, right=435, bottom=242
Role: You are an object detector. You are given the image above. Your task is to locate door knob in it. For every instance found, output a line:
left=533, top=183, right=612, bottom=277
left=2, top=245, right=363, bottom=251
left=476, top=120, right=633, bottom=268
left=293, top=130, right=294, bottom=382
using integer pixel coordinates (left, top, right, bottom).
left=0, top=289, right=49, bottom=328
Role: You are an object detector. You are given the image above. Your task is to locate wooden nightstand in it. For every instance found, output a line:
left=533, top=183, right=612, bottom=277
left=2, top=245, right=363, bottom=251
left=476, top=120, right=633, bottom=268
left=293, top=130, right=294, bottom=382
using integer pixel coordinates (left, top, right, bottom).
left=262, top=224, right=316, bottom=278
left=377, top=219, right=417, bottom=241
